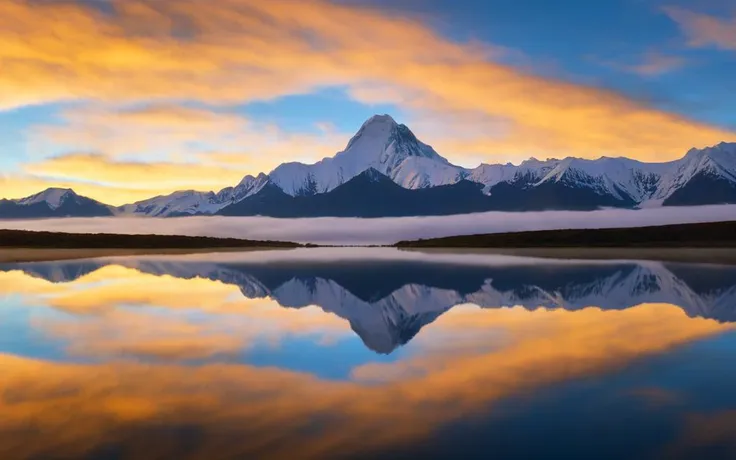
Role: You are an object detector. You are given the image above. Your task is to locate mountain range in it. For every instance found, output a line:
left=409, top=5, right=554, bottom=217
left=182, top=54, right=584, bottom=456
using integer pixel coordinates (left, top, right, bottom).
left=4, top=255, right=736, bottom=354
left=3, top=114, right=736, bottom=218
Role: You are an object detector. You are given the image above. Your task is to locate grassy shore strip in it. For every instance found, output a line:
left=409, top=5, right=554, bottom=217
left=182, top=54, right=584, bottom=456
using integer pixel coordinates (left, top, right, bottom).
left=0, top=229, right=300, bottom=250
left=395, top=221, right=736, bottom=248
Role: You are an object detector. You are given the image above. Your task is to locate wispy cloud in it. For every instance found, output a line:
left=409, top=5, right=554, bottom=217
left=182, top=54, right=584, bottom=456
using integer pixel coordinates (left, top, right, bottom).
left=600, top=52, right=686, bottom=77
left=665, top=6, right=736, bottom=51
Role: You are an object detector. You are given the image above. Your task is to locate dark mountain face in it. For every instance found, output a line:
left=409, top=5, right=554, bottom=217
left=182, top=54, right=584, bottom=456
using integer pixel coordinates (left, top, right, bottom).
left=219, top=168, right=492, bottom=217
left=486, top=179, right=636, bottom=211
left=54, top=195, right=114, bottom=217
left=663, top=171, right=736, bottom=206
left=0, top=200, right=61, bottom=219
left=218, top=168, right=640, bottom=217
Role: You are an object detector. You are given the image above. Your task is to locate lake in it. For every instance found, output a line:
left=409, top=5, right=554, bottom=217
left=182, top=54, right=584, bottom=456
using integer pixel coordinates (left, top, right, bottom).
left=1, top=248, right=735, bottom=459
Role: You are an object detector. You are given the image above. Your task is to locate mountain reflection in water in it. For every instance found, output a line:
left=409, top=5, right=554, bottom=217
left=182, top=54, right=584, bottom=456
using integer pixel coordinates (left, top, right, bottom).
left=0, top=248, right=735, bottom=460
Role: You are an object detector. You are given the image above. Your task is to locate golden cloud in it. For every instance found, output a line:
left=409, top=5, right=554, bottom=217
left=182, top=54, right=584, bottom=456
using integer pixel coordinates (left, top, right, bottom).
left=0, top=173, right=178, bottom=205
left=0, top=0, right=731, bottom=170
left=24, top=153, right=250, bottom=192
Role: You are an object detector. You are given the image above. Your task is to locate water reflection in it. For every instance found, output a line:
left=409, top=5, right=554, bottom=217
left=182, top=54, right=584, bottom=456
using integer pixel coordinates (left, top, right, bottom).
left=0, top=248, right=735, bottom=459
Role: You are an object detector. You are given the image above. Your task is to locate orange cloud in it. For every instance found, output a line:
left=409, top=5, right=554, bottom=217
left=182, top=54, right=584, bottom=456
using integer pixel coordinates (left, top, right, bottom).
left=114, top=104, right=243, bottom=126
left=665, top=7, right=736, bottom=51
left=0, top=0, right=731, bottom=169
left=0, top=173, right=176, bottom=205
left=24, top=153, right=250, bottom=192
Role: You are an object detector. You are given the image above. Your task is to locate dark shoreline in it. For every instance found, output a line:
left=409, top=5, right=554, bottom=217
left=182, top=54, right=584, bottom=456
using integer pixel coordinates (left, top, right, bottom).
left=4, top=223, right=736, bottom=265
left=395, top=221, right=736, bottom=249
left=0, top=229, right=300, bottom=250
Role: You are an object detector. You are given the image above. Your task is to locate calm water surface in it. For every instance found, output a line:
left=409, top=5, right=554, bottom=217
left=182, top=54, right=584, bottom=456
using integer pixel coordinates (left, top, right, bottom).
left=1, top=248, right=735, bottom=460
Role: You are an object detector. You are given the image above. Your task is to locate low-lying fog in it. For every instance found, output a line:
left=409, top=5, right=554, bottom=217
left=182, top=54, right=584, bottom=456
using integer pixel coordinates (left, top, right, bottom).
left=2, top=205, right=735, bottom=246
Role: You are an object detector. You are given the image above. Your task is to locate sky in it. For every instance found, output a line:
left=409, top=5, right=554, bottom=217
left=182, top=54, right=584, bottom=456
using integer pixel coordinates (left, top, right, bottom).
left=1, top=0, right=736, bottom=205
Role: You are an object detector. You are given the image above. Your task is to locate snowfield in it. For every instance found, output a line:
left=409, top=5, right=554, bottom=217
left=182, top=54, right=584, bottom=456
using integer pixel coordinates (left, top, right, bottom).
left=2, top=204, right=735, bottom=246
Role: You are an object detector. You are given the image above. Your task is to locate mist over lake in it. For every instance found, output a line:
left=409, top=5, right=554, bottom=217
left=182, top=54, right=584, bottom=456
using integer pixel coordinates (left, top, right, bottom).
left=1, top=204, right=735, bottom=245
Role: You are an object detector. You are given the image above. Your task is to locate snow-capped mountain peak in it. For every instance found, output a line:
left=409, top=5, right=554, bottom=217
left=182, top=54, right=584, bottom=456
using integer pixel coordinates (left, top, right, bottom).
left=4, top=188, right=113, bottom=218
left=683, top=142, right=736, bottom=178
left=118, top=172, right=272, bottom=217
left=653, top=142, right=736, bottom=202
left=343, top=114, right=398, bottom=152
left=16, top=188, right=76, bottom=210
left=341, top=114, right=446, bottom=165
left=526, top=156, right=673, bottom=203
left=268, top=114, right=458, bottom=196
left=232, top=173, right=271, bottom=199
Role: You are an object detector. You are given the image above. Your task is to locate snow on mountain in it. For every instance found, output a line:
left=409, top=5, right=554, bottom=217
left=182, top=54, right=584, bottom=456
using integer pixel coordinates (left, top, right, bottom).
left=16, top=188, right=76, bottom=209
left=533, top=157, right=671, bottom=202
left=119, top=173, right=271, bottom=217
left=119, top=190, right=224, bottom=217
left=467, top=158, right=566, bottom=195
left=3, top=188, right=113, bottom=218
left=269, top=114, right=463, bottom=196
left=212, top=173, right=271, bottom=208
left=391, top=156, right=469, bottom=189
left=653, top=142, right=736, bottom=201
left=467, top=163, right=520, bottom=194
left=466, top=143, right=736, bottom=204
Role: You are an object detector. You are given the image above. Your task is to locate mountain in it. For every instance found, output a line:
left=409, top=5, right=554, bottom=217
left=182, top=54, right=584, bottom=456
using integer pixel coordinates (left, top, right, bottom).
left=4, top=115, right=736, bottom=218
left=165, top=115, right=736, bottom=216
left=5, top=255, right=736, bottom=354
left=0, top=188, right=114, bottom=219
left=269, top=114, right=464, bottom=196
left=118, top=173, right=270, bottom=217
left=659, top=143, right=736, bottom=206
left=219, top=168, right=492, bottom=217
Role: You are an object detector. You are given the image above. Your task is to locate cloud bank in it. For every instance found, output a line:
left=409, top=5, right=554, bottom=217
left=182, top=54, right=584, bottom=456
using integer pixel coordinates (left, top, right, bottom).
left=2, top=205, right=735, bottom=245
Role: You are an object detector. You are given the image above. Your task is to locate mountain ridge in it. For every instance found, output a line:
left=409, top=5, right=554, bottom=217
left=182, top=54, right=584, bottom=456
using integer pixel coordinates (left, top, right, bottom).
left=0, top=188, right=113, bottom=218
left=2, top=115, right=736, bottom=218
